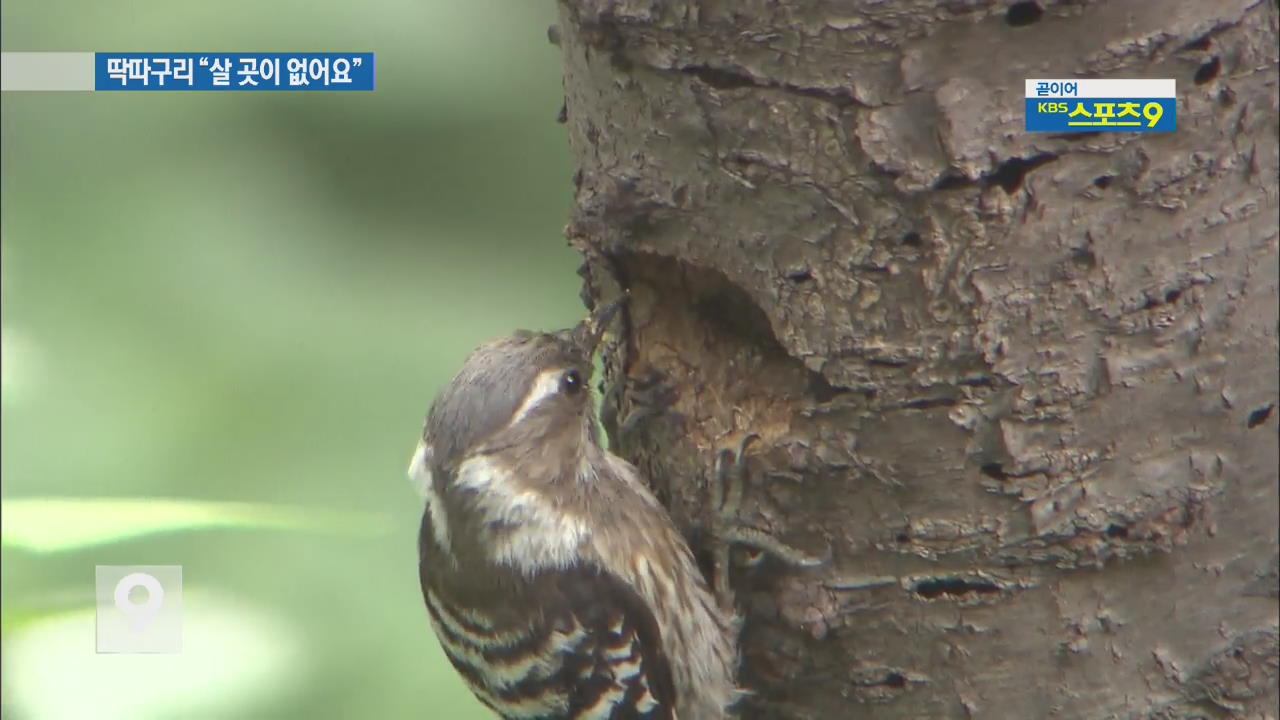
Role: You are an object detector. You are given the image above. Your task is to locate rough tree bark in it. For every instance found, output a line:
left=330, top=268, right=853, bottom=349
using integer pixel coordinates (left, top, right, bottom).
left=553, top=1, right=1279, bottom=718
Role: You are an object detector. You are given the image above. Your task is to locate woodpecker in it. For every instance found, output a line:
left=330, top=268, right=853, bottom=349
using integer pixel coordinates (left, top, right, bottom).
left=408, top=301, right=741, bottom=719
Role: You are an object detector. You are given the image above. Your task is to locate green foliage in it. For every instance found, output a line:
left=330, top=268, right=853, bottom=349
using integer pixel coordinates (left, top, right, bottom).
left=1, top=498, right=382, bottom=554
left=1, top=2, right=580, bottom=717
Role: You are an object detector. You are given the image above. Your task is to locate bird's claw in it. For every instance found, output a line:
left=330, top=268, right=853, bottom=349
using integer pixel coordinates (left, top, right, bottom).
left=708, top=433, right=829, bottom=612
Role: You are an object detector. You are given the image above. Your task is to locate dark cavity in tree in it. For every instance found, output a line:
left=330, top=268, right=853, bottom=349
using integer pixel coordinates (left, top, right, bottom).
left=986, top=153, right=1058, bottom=194
left=1005, top=2, right=1044, bottom=27
left=1194, top=57, right=1222, bottom=85
left=913, top=577, right=1001, bottom=599
left=980, top=462, right=1008, bottom=480
left=1247, top=404, right=1274, bottom=428
left=807, top=371, right=851, bottom=403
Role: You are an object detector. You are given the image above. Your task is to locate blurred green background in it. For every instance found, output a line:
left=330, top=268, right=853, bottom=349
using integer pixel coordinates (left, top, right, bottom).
left=1, top=2, right=580, bottom=718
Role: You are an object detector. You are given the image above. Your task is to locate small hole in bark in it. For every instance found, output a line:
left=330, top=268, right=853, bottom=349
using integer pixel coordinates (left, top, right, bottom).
left=867, top=354, right=906, bottom=369
left=1218, top=87, right=1236, bottom=106
left=884, top=672, right=907, bottom=688
left=901, top=231, right=923, bottom=246
left=987, top=153, right=1057, bottom=193
left=1106, top=524, right=1129, bottom=538
left=1248, top=404, right=1274, bottom=428
left=914, top=577, right=1001, bottom=599
left=1183, top=33, right=1212, bottom=51
left=786, top=269, right=813, bottom=283
left=1071, top=248, right=1097, bottom=268
left=933, top=172, right=971, bottom=190
left=684, top=65, right=756, bottom=90
left=1005, top=1, right=1043, bottom=26
left=1164, top=289, right=1182, bottom=304
left=1194, top=57, right=1221, bottom=85
left=903, top=397, right=956, bottom=409
left=980, top=462, right=1007, bottom=480
left=1093, top=175, right=1114, bottom=189
left=807, top=371, right=851, bottom=403
left=895, top=532, right=910, bottom=543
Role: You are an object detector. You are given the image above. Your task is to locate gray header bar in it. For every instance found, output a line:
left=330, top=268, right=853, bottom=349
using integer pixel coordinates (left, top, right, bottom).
left=1, top=53, right=94, bottom=91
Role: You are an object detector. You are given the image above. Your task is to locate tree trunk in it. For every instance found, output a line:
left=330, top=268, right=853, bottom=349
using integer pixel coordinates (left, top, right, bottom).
left=553, top=1, right=1279, bottom=718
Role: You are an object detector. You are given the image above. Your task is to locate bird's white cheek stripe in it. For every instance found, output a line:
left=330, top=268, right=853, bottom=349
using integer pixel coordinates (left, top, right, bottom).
left=509, top=369, right=564, bottom=426
left=455, top=456, right=591, bottom=571
left=408, top=441, right=433, bottom=497
left=408, top=441, right=451, bottom=554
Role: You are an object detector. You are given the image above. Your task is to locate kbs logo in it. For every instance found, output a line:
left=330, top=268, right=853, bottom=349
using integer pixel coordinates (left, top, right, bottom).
left=1025, top=79, right=1176, bottom=133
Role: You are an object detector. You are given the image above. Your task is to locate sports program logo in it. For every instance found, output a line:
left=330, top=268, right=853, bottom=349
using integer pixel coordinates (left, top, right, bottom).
left=1026, top=79, right=1176, bottom=133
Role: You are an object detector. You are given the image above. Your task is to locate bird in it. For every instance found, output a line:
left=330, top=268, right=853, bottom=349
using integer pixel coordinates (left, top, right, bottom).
left=408, top=300, right=741, bottom=719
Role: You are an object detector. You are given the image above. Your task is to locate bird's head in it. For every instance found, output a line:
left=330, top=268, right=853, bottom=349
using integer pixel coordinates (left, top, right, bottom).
left=409, top=300, right=622, bottom=493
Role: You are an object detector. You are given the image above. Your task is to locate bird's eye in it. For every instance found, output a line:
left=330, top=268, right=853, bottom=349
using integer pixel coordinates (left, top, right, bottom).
left=560, top=369, right=582, bottom=394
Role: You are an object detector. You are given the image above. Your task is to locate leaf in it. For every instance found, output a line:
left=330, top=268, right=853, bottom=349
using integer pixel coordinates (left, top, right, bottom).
left=1, top=497, right=383, bottom=553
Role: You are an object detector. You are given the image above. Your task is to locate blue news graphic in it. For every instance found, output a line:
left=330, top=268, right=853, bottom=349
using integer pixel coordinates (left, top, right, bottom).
left=1024, top=78, right=1176, bottom=133
left=1025, top=98, right=1177, bottom=133
left=95, top=53, right=375, bottom=91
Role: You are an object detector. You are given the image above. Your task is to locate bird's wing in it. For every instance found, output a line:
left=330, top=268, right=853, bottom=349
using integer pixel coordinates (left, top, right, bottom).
left=420, top=555, right=676, bottom=720
left=554, top=563, right=676, bottom=719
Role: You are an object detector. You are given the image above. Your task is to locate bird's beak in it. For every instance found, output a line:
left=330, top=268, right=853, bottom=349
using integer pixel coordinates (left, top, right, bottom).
left=572, top=296, right=626, bottom=356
